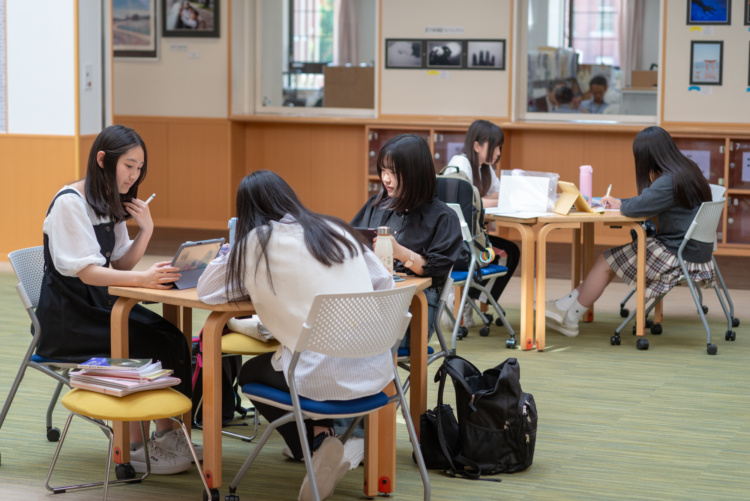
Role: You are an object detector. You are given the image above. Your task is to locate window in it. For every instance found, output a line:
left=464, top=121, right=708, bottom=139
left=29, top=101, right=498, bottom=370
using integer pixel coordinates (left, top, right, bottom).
left=568, top=0, right=620, bottom=65
left=288, top=0, right=334, bottom=91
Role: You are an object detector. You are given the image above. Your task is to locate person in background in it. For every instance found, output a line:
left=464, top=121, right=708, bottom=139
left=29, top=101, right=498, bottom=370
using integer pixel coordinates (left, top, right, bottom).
left=545, top=126, right=714, bottom=337
left=35, top=125, right=197, bottom=474
left=446, top=119, right=521, bottom=327
left=550, top=85, right=581, bottom=113
left=580, top=75, right=610, bottom=114
left=197, top=170, right=394, bottom=501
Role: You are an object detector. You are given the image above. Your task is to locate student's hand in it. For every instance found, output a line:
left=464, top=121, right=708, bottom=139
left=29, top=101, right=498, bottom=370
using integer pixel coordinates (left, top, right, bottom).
left=124, top=198, right=154, bottom=234
left=390, top=237, right=407, bottom=262
left=142, top=261, right=181, bottom=289
left=601, top=196, right=622, bottom=209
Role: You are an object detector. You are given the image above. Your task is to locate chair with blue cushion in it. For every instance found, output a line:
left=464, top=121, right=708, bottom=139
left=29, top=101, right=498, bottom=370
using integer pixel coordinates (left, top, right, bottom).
left=225, top=285, right=430, bottom=501
left=0, top=246, right=78, bottom=465
left=445, top=203, right=516, bottom=351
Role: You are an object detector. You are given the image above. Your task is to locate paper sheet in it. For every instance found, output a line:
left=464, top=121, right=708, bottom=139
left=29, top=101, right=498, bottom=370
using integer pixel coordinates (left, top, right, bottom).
left=496, top=176, right=551, bottom=213
left=681, top=149, right=711, bottom=179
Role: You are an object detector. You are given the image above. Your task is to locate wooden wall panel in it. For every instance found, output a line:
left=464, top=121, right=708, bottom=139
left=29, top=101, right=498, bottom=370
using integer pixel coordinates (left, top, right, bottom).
left=0, top=136, right=77, bottom=257
left=77, top=134, right=98, bottom=178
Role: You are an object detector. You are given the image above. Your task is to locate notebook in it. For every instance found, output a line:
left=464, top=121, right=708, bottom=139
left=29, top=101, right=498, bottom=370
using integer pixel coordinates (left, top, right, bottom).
left=170, top=238, right=225, bottom=289
left=553, top=181, right=604, bottom=215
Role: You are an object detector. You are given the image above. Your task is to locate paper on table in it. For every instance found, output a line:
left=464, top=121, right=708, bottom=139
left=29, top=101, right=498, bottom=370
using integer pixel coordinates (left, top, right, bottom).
left=485, top=207, right=554, bottom=218
left=496, top=176, right=551, bottom=213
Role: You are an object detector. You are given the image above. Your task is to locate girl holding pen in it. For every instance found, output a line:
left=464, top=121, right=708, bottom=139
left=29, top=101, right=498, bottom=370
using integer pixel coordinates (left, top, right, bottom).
left=35, top=125, right=197, bottom=474
left=545, top=126, right=715, bottom=337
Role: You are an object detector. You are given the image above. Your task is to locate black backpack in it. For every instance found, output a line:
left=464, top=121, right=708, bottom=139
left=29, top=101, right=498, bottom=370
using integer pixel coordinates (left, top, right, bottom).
left=191, top=333, right=247, bottom=426
left=420, top=355, right=537, bottom=479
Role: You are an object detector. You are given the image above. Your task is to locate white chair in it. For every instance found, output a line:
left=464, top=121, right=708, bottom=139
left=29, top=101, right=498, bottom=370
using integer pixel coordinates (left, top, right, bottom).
left=611, top=200, right=730, bottom=354
left=445, top=203, right=516, bottom=351
left=0, top=247, right=78, bottom=465
left=224, top=286, right=430, bottom=501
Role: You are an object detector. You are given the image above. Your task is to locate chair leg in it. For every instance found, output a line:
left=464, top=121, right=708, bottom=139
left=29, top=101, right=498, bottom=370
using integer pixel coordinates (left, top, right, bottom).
left=44, top=370, right=70, bottom=437
left=171, top=417, right=213, bottom=500
left=392, top=369, right=431, bottom=501
left=194, top=394, right=259, bottom=442
left=293, top=397, right=322, bottom=501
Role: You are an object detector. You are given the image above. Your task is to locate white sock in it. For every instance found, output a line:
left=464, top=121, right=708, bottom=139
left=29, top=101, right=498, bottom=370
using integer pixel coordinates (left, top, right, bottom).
left=555, top=289, right=579, bottom=311
left=564, top=299, right=587, bottom=325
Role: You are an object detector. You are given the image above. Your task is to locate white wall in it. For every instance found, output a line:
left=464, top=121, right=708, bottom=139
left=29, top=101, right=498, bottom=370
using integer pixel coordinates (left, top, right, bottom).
left=231, top=0, right=255, bottom=115
left=78, top=0, right=104, bottom=135
left=381, top=0, right=512, bottom=118
left=639, top=0, right=660, bottom=71
left=6, top=0, right=75, bottom=135
left=663, top=0, right=748, bottom=123
left=113, top=2, right=228, bottom=118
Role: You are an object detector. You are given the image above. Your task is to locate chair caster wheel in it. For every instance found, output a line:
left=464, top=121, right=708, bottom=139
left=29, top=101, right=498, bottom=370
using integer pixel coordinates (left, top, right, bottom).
left=457, top=326, right=468, bottom=340
left=495, top=318, right=504, bottom=327
left=645, top=318, right=653, bottom=328
left=505, top=339, right=515, bottom=349
left=636, top=338, right=649, bottom=350
left=732, top=317, right=740, bottom=328
left=203, top=487, right=220, bottom=501
left=725, top=331, right=736, bottom=341
left=702, top=305, right=709, bottom=314
left=46, top=427, right=61, bottom=442
left=650, top=324, right=662, bottom=335
left=115, top=463, right=136, bottom=480
left=225, top=494, right=240, bottom=501
left=619, top=308, right=629, bottom=318
left=479, top=327, right=490, bottom=337
left=610, top=334, right=621, bottom=346
left=707, top=344, right=717, bottom=355
left=485, top=313, right=494, bottom=324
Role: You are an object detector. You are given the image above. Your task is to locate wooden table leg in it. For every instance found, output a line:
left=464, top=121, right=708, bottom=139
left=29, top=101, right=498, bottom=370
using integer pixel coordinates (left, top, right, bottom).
left=633, top=224, right=647, bottom=336
left=409, top=291, right=428, bottom=435
left=581, top=222, right=595, bottom=322
left=572, top=227, right=582, bottom=287
left=110, top=297, right=139, bottom=466
left=161, top=304, right=193, bottom=434
left=201, top=311, right=235, bottom=490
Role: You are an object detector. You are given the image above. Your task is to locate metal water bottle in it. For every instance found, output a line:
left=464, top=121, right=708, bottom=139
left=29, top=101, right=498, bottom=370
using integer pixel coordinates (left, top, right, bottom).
left=579, top=165, right=593, bottom=203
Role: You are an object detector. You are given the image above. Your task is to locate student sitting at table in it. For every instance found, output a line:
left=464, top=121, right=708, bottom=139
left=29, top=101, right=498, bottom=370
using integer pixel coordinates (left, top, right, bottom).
left=580, top=75, right=610, bottom=114
left=197, top=170, right=395, bottom=501
left=545, top=126, right=715, bottom=337
left=35, top=125, right=196, bottom=474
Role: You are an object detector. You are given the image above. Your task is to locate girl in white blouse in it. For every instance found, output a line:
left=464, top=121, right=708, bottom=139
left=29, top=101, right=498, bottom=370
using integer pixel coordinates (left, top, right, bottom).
left=197, top=170, right=394, bottom=500
left=36, top=125, right=195, bottom=475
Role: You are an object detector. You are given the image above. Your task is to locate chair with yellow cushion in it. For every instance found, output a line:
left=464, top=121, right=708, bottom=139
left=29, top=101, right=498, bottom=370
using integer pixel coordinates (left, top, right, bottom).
left=45, top=388, right=209, bottom=500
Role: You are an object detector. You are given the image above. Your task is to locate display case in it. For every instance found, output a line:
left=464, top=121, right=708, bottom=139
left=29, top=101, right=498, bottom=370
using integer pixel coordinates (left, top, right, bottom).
left=728, top=139, right=750, bottom=191
left=367, top=127, right=431, bottom=177
left=673, top=137, right=726, bottom=186
left=725, top=195, right=750, bottom=245
left=433, top=130, right=468, bottom=172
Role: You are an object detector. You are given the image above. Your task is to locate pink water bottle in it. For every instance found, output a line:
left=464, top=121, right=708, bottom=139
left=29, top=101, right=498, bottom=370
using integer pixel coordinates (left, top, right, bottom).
left=579, top=165, right=593, bottom=203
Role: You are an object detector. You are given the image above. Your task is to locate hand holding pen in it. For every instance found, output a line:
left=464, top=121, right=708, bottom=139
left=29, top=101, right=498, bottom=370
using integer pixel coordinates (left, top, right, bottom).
left=601, top=185, right=622, bottom=209
left=127, top=193, right=156, bottom=222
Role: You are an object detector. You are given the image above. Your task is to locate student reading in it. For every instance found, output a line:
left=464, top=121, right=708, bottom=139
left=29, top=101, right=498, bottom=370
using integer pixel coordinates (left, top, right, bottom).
left=35, top=125, right=197, bottom=474
left=446, top=120, right=521, bottom=325
left=350, top=133, right=463, bottom=343
left=545, top=126, right=715, bottom=337
left=197, top=170, right=395, bottom=500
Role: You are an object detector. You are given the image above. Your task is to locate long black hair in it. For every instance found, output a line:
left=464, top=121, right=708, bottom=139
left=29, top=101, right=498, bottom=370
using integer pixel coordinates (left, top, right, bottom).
left=632, top=126, right=710, bottom=208
left=371, top=134, right=437, bottom=212
left=226, top=170, right=368, bottom=300
left=85, top=125, right=147, bottom=222
left=462, top=119, right=504, bottom=197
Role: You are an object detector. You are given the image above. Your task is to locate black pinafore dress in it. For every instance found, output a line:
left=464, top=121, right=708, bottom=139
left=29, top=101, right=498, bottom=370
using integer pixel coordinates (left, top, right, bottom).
left=35, top=189, right=191, bottom=397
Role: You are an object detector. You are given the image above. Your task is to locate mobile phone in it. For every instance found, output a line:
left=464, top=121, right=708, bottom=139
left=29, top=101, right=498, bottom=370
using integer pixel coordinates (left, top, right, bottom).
left=354, top=227, right=378, bottom=241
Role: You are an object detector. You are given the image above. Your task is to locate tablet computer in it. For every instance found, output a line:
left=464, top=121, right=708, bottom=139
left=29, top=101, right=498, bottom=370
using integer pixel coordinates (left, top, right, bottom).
left=170, top=238, right=225, bottom=289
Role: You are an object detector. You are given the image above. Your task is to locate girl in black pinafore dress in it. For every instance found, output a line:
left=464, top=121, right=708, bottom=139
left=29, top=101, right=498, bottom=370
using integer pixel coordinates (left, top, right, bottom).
left=35, top=125, right=196, bottom=475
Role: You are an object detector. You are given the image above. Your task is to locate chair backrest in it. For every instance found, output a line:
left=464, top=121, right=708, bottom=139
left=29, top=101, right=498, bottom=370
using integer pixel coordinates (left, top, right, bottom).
left=294, top=285, right=416, bottom=358
left=8, top=246, right=45, bottom=309
left=709, top=183, right=726, bottom=202
left=436, top=169, right=484, bottom=239
left=683, top=200, right=725, bottom=245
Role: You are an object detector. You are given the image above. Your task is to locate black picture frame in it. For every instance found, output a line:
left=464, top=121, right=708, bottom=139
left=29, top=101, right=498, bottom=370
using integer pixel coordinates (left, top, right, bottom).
left=748, top=41, right=750, bottom=86
left=745, top=0, right=750, bottom=25
left=466, top=40, right=506, bottom=70
left=384, top=39, right=424, bottom=69
left=425, top=40, right=463, bottom=69
left=163, top=0, right=220, bottom=38
left=687, top=0, right=731, bottom=25
left=689, top=41, right=723, bottom=85
left=113, top=0, right=158, bottom=59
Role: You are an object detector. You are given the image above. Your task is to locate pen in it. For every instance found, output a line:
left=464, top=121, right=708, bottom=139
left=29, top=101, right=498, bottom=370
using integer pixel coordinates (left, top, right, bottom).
left=605, top=184, right=612, bottom=198
left=130, top=193, right=156, bottom=220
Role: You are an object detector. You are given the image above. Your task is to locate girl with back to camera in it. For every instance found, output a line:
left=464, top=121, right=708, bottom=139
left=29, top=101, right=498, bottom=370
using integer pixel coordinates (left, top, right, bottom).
left=546, top=126, right=715, bottom=337
left=197, top=170, right=395, bottom=501
left=351, top=133, right=463, bottom=343
left=446, top=119, right=521, bottom=325
left=35, top=124, right=198, bottom=474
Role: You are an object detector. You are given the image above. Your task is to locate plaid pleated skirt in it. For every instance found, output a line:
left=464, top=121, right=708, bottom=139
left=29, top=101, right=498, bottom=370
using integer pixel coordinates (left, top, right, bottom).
left=603, top=238, right=715, bottom=299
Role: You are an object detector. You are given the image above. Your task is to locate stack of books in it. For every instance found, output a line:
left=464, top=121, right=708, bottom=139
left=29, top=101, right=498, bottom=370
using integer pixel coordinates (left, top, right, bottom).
left=70, top=358, right=180, bottom=397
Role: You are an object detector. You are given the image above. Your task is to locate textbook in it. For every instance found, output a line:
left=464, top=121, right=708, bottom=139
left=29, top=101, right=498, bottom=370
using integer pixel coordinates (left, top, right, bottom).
left=70, top=372, right=181, bottom=397
left=76, top=358, right=163, bottom=378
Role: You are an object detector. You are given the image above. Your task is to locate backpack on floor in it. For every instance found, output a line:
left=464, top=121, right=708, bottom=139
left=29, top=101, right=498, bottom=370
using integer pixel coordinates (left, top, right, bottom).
left=191, top=329, right=247, bottom=426
left=436, top=166, right=492, bottom=271
left=420, top=355, right=537, bottom=479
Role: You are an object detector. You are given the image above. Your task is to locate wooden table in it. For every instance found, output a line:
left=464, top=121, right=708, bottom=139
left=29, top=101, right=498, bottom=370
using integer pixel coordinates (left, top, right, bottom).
left=109, top=275, right=431, bottom=497
left=486, top=211, right=647, bottom=351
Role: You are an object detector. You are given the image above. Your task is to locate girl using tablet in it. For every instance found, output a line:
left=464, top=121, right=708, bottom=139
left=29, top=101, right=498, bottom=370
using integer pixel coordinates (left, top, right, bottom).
left=36, top=125, right=195, bottom=474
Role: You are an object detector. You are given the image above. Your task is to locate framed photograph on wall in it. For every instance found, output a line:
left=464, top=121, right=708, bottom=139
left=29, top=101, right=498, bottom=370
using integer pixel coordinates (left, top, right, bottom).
left=385, top=39, right=424, bottom=69
left=113, top=0, right=157, bottom=59
left=690, top=41, right=723, bottom=85
left=745, top=0, right=750, bottom=25
left=466, top=40, right=506, bottom=70
left=687, top=0, right=731, bottom=25
left=163, top=0, right=220, bottom=38
left=426, top=41, right=463, bottom=69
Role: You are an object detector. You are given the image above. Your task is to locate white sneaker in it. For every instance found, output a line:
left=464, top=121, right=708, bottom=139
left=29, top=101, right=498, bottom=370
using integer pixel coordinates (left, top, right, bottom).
left=130, top=441, right=191, bottom=475
left=546, top=316, right=580, bottom=337
left=545, top=300, right=566, bottom=324
left=341, top=437, right=364, bottom=470
left=151, top=429, right=203, bottom=462
left=298, top=437, right=349, bottom=501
